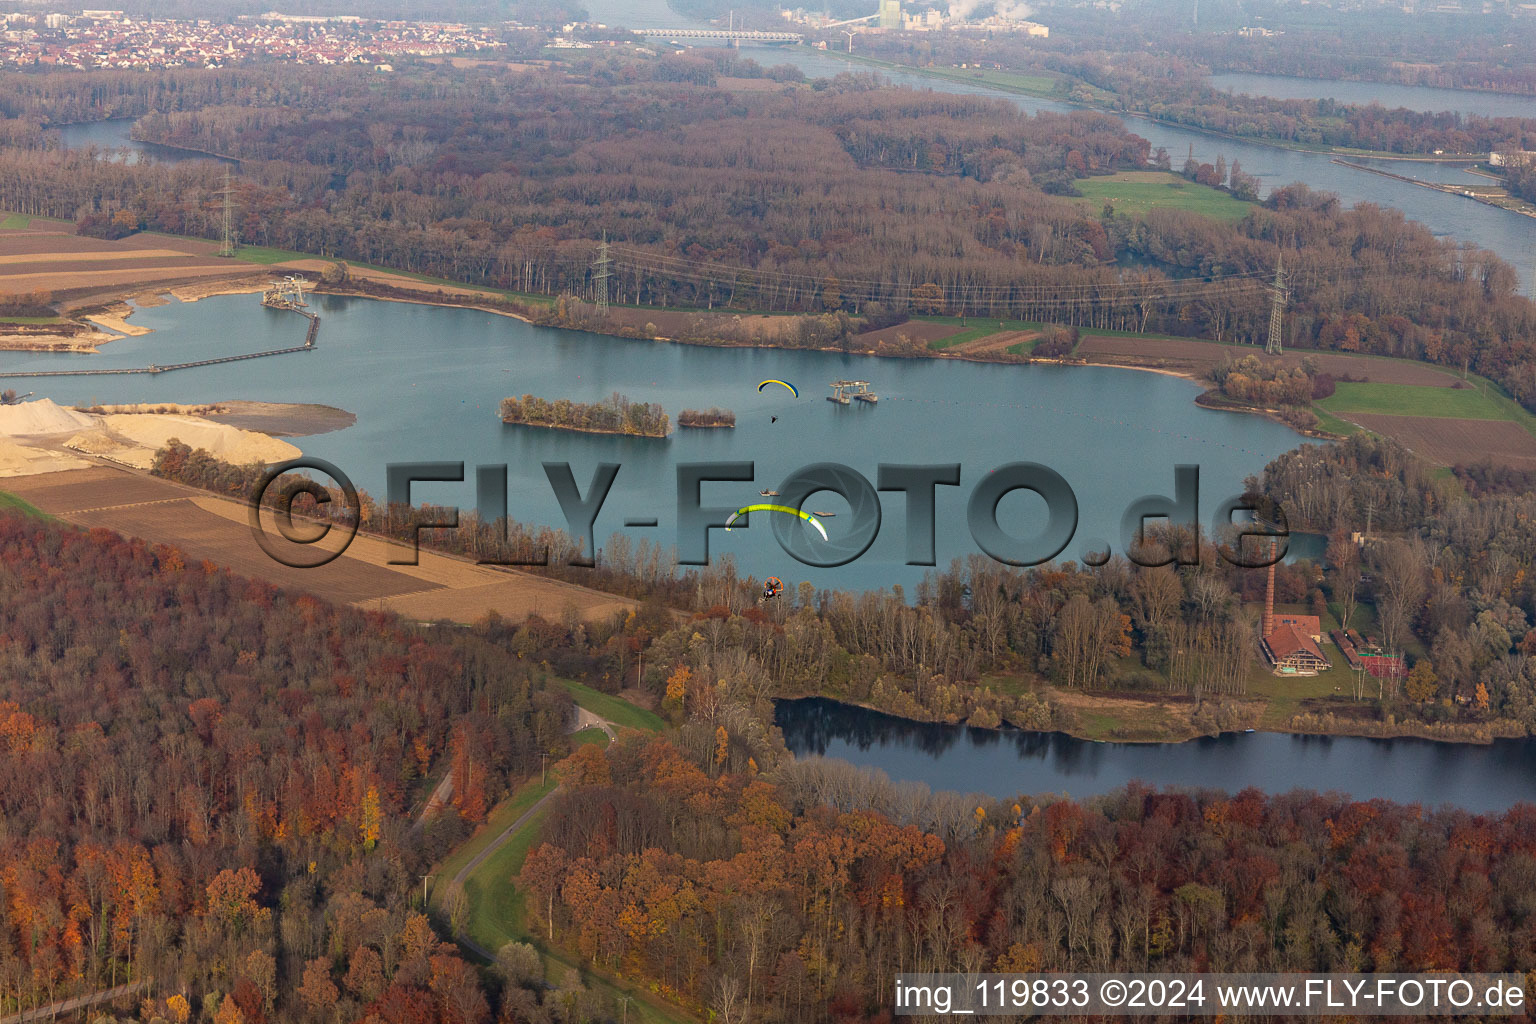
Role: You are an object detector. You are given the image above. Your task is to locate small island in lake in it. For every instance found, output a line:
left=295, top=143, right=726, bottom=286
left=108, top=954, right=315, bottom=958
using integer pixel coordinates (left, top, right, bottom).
left=677, top=407, right=736, bottom=428
left=499, top=392, right=670, bottom=437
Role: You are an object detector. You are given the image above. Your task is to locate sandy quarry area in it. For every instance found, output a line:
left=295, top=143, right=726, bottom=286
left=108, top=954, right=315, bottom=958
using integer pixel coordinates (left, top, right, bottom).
left=0, top=397, right=299, bottom=476
left=83, top=301, right=152, bottom=337
left=0, top=325, right=121, bottom=352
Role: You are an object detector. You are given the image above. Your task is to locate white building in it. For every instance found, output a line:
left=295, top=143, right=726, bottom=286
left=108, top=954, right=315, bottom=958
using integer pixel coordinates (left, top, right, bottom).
left=1490, top=150, right=1536, bottom=167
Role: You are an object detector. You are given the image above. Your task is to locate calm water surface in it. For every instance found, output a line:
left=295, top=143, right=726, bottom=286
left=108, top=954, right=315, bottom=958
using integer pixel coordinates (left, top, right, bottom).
left=777, top=697, right=1536, bottom=811
left=50, top=118, right=235, bottom=165
left=1210, top=72, right=1536, bottom=118
left=6, top=292, right=1306, bottom=594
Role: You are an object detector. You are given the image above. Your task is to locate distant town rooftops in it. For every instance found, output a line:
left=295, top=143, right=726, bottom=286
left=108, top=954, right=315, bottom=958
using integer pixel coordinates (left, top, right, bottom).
left=0, top=13, right=505, bottom=68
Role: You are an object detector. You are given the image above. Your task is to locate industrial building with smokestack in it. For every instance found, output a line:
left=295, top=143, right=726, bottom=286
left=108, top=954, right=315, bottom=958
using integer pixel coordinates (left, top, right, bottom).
left=782, top=1, right=1049, bottom=36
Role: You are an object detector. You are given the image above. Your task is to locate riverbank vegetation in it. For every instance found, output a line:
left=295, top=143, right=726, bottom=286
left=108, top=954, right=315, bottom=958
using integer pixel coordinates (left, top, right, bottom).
left=1209, top=353, right=1334, bottom=407
left=499, top=392, right=669, bottom=438
left=846, top=29, right=1536, bottom=156
left=0, top=288, right=54, bottom=318
left=1256, top=433, right=1536, bottom=731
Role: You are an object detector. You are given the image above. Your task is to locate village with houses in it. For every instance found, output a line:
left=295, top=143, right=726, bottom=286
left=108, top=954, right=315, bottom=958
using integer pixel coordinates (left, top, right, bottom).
left=0, top=9, right=505, bottom=69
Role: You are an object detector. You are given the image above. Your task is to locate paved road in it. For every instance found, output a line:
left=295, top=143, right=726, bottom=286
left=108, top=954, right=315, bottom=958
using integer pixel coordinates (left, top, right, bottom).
left=572, top=706, right=617, bottom=740
left=443, top=704, right=618, bottom=959
left=447, top=785, right=563, bottom=959
left=422, top=704, right=613, bottom=836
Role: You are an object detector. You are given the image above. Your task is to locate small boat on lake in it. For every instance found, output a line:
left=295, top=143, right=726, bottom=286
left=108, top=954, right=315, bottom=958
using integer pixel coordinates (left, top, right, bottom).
left=813, top=511, right=837, bottom=517
left=760, top=489, right=780, bottom=497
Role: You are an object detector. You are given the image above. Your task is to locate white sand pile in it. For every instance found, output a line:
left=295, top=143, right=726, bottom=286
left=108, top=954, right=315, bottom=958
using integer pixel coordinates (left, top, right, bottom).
left=64, top=428, right=122, bottom=455
left=0, top=437, right=87, bottom=477
left=0, top=398, right=97, bottom=436
left=102, top=413, right=300, bottom=465
left=64, top=427, right=150, bottom=467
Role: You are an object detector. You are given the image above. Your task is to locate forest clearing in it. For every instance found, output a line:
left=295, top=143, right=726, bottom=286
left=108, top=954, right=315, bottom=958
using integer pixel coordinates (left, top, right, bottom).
left=1075, top=334, right=1469, bottom=384
left=1314, top=380, right=1536, bottom=467
left=1073, top=170, right=1255, bottom=222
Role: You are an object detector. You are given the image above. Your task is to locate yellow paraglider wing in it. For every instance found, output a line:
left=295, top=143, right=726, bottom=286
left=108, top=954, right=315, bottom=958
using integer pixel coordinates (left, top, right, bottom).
left=757, top=379, right=799, bottom=398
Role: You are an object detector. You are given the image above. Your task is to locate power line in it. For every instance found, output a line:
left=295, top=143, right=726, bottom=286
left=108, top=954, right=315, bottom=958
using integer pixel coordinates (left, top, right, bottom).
left=605, top=242, right=1464, bottom=317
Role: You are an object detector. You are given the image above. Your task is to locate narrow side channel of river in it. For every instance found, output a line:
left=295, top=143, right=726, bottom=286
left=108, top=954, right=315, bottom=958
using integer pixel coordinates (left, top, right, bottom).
left=776, top=697, right=1536, bottom=812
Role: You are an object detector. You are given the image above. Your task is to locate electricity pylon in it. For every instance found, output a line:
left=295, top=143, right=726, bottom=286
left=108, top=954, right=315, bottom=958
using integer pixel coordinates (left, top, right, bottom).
left=217, top=168, right=237, bottom=258
left=1265, top=252, right=1287, bottom=355
left=591, top=232, right=612, bottom=316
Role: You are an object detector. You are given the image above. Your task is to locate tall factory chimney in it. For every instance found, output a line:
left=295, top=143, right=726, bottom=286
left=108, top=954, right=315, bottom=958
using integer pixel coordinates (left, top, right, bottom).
left=1262, top=536, right=1277, bottom=638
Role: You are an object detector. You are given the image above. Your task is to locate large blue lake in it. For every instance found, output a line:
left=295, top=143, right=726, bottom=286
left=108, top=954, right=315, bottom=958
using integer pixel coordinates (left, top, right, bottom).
left=5, top=292, right=1305, bottom=594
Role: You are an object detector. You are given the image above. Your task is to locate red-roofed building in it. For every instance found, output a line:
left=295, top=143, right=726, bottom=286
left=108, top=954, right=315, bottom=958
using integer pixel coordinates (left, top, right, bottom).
left=1261, top=624, right=1331, bottom=675
left=1259, top=539, right=1330, bottom=675
left=1275, top=614, right=1322, bottom=642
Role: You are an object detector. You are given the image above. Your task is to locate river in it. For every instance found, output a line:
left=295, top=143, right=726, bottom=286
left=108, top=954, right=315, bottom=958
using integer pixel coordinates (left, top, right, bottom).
left=5, top=292, right=1306, bottom=595
left=777, top=697, right=1536, bottom=812
left=762, top=49, right=1536, bottom=293
left=1209, top=72, right=1536, bottom=119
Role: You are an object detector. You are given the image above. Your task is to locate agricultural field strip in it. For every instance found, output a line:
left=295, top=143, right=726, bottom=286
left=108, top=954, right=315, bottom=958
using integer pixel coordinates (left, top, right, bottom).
left=0, top=249, right=198, bottom=264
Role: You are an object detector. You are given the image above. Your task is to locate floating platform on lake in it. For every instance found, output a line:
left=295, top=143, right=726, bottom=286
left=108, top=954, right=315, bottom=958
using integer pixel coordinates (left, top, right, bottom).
left=829, top=379, right=877, bottom=405
left=262, top=274, right=311, bottom=311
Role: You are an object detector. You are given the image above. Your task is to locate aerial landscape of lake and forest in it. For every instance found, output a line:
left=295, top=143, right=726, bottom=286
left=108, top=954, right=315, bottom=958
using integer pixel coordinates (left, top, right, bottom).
left=4, top=0, right=1536, bottom=1019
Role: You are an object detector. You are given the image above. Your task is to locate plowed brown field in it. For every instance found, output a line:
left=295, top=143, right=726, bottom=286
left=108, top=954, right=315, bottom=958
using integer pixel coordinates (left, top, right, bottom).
left=1343, top=414, right=1536, bottom=470
left=3, top=465, right=630, bottom=622
left=0, top=226, right=263, bottom=305
left=1077, top=335, right=1463, bottom=386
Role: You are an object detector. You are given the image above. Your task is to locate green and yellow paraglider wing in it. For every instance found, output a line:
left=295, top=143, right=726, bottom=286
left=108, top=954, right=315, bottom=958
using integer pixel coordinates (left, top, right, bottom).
left=725, top=504, right=828, bottom=541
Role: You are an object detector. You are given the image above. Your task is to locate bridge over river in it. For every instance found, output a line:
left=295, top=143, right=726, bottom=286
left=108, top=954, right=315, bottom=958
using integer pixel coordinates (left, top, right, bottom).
left=637, top=27, right=802, bottom=42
